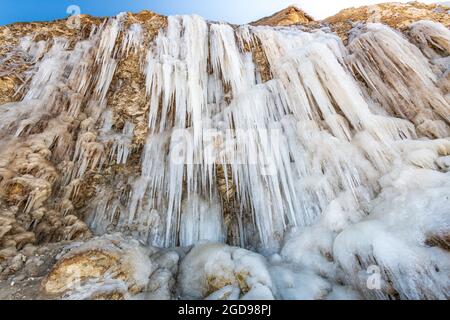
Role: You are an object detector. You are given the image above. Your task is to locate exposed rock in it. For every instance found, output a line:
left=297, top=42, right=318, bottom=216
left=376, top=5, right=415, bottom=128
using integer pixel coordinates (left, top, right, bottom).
left=41, top=234, right=154, bottom=299
left=426, top=232, right=450, bottom=251
left=251, top=5, right=315, bottom=26
left=325, top=2, right=450, bottom=43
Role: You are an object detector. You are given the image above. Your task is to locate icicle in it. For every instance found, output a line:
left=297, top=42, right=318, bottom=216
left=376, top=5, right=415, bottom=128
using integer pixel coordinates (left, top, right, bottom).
left=44, top=16, right=446, bottom=299
left=409, top=20, right=450, bottom=59
left=121, top=24, right=143, bottom=57
left=179, top=194, right=225, bottom=246
left=347, top=23, right=450, bottom=138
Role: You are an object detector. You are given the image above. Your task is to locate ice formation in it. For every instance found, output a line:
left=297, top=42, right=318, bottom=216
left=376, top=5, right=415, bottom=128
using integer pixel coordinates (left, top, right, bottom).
left=0, top=10, right=449, bottom=300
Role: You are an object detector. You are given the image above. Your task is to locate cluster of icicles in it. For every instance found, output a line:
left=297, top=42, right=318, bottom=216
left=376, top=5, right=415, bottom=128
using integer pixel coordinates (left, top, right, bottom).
left=89, top=15, right=449, bottom=250
left=0, top=13, right=449, bottom=299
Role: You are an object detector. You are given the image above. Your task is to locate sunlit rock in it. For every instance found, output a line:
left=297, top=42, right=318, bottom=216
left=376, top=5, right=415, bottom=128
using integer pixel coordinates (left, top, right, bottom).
left=42, top=234, right=154, bottom=299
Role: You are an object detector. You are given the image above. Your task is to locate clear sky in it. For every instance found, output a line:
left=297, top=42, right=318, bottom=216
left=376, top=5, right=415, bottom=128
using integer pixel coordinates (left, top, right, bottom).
left=0, top=0, right=445, bottom=26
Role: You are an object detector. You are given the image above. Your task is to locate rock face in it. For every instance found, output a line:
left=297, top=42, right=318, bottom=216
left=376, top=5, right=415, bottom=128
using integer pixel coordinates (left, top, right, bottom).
left=0, top=11, right=167, bottom=278
left=0, top=3, right=449, bottom=300
left=251, top=5, right=315, bottom=26
left=325, top=2, right=450, bottom=43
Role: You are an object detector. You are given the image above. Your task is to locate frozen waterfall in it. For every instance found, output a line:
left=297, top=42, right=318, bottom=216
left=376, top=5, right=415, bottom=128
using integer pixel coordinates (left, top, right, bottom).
left=0, top=13, right=449, bottom=299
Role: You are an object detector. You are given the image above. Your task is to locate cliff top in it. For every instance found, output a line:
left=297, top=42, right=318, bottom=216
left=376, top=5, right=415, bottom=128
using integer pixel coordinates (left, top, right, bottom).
left=251, top=5, right=315, bottom=26
left=324, top=1, right=450, bottom=41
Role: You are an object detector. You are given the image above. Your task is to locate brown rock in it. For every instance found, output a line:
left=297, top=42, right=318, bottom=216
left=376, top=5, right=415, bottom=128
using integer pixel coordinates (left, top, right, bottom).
left=41, top=235, right=153, bottom=299
left=324, top=2, right=450, bottom=43
left=425, top=232, right=450, bottom=251
left=251, top=6, right=315, bottom=26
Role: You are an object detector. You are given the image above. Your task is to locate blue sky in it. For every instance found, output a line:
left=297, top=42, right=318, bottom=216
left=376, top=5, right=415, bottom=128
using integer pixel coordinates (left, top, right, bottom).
left=0, top=0, right=444, bottom=26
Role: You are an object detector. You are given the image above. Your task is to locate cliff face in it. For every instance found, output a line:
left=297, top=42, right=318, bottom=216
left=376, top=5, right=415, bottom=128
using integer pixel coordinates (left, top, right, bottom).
left=325, top=1, right=450, bottom=42
left=0, top=3, right=449, bottom=300
left=0, top=11, right=168, bottom=299
left=0, top=11, right=165, bottom=105
left=251, top=5, right=315, bottom=26
left=251, top=2, right=450, bottom=42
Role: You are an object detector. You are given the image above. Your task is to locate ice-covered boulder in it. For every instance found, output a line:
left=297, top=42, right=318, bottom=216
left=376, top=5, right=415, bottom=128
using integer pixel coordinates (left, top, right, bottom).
left=42, top=234, right=154, bottom=300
